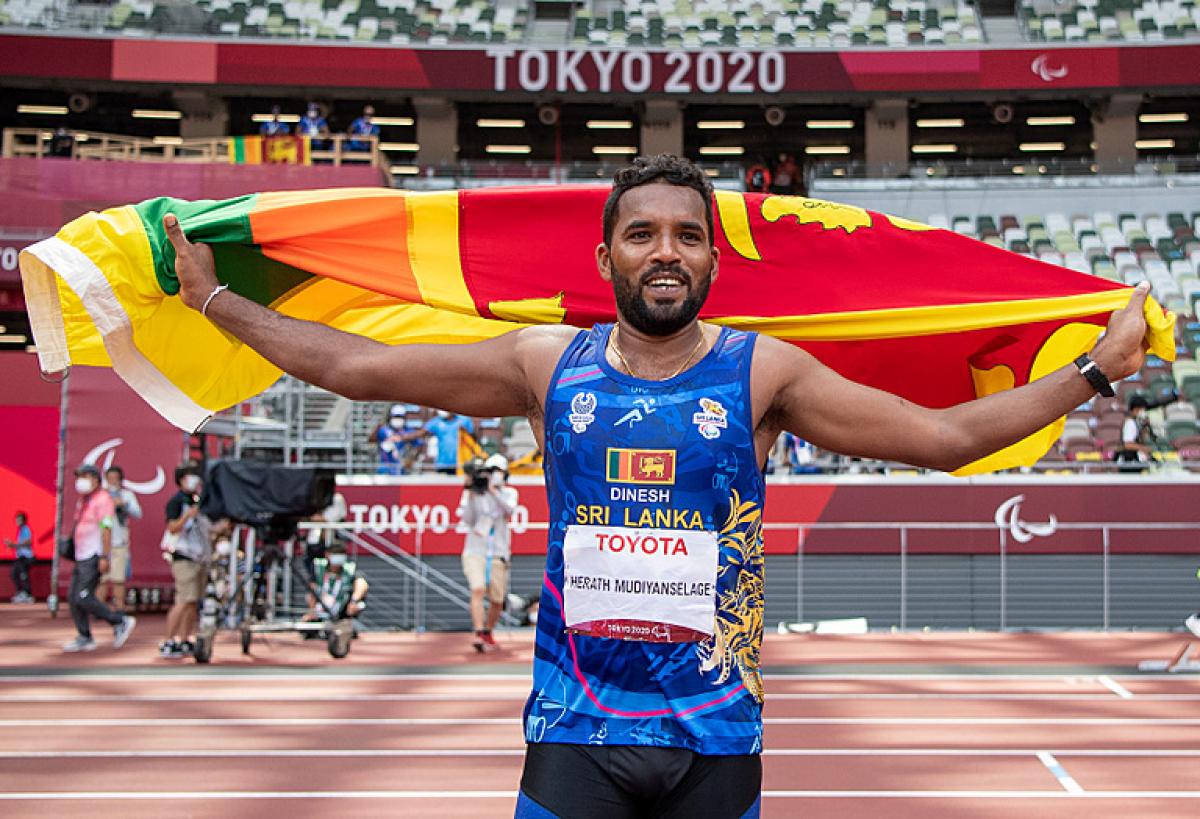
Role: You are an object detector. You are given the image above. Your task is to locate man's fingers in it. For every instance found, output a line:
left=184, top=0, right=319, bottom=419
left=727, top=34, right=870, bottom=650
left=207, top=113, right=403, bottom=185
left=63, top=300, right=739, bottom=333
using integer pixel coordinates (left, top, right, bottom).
left=163, top=213, right=191, bottom=252
left=1126, top=280, right=1151, bottom=311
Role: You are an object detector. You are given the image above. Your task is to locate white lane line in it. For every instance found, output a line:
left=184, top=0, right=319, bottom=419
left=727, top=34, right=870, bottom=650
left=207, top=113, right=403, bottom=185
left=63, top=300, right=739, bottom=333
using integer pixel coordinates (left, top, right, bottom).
left=2, top=790, right=1200, bottom=801
left=6, top=716, right=1200, bottom=728
left=1037, top=751, right=1086, bottom=794
left=4, top=748, right=1200, bottom=760
left=5, top=692, right=1200, bottom=703
left=1097, top=676, right=1135, bottom=700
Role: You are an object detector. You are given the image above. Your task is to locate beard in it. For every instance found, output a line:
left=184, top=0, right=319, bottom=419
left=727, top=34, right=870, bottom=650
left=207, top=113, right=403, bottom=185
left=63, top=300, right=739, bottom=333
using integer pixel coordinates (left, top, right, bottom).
left=610, top=260, right=712, bottom=337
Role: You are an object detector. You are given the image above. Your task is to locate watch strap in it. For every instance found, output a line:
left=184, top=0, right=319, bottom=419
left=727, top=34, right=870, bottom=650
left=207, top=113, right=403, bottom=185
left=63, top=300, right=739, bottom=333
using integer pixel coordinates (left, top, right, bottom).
left=1074, top=354, right=1116, bottom=397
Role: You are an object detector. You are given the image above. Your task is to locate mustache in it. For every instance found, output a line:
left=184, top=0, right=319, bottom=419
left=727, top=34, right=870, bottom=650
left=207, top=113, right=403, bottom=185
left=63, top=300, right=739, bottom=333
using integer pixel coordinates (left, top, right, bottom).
left=639, top=263, right=690, bottom=287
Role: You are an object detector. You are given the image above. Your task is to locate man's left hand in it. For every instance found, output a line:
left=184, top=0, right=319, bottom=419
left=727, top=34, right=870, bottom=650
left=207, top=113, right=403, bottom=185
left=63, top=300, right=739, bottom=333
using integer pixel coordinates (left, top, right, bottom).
left=1091, top=282, right=1151, bottom=382
left=98, top=556, right=110, bottom=575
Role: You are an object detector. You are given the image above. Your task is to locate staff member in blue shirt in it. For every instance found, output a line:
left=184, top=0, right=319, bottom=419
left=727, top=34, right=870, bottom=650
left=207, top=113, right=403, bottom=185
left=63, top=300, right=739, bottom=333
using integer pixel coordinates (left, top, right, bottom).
left=5, top=511, right=34, bottom=603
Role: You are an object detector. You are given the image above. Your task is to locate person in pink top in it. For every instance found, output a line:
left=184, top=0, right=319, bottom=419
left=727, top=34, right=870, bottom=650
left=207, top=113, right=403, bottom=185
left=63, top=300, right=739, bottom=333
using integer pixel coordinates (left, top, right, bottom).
left=63, top=464, right=136, bottom=653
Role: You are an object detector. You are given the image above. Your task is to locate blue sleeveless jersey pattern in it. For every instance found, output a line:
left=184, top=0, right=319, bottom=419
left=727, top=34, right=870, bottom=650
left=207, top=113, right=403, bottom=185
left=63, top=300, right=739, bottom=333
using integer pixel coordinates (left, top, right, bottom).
left=524, top=323, right=766, bottom=755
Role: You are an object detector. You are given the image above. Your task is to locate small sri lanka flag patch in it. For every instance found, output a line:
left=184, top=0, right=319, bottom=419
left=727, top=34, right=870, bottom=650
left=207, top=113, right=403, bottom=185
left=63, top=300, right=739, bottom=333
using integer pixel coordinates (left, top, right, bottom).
left=606, top=448, right=676, bottom=485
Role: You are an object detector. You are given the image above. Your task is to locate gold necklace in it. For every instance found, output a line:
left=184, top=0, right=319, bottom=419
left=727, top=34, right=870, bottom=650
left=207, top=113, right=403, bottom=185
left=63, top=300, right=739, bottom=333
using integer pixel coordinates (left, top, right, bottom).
left=609, top=325, right=707, bottom=381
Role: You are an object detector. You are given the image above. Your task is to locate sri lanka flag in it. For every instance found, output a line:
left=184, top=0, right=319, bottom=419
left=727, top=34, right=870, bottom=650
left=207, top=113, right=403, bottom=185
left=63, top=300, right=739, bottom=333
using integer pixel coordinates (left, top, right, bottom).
left=19, top=187, right=1174, bottom=475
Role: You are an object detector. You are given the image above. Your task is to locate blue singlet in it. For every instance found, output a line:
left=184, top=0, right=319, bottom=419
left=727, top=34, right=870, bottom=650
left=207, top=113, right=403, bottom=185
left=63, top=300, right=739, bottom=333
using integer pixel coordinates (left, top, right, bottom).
left=524, top=323, right=766, bottom=756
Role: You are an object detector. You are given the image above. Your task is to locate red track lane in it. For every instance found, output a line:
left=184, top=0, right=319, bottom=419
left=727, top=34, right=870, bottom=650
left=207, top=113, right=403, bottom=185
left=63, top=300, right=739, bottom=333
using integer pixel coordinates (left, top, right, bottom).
left=1056, top=756, right=1200, bottom=791
left=4, top=610, right=1200, bottom=817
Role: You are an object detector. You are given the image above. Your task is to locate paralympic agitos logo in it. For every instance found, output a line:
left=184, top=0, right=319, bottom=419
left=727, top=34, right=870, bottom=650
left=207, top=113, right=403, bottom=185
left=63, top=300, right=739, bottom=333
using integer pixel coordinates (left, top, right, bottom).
left=80, top=438, right=167, bottom=496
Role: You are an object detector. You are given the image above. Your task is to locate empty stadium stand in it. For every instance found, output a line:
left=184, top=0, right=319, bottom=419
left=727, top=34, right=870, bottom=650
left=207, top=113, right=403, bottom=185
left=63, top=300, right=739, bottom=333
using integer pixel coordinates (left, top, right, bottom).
left=573, top=0, right=984, bottom=47
left=1021, top=0, right=1200, bottom=42
left=0, top=0, right=530, bottom=42
left=927, top=208, right=1200, bottom=318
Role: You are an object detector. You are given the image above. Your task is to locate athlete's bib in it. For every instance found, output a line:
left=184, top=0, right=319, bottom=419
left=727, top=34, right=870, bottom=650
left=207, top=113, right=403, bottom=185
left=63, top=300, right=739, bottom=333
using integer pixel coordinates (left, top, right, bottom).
left=563, top=525, right=718, bottom=643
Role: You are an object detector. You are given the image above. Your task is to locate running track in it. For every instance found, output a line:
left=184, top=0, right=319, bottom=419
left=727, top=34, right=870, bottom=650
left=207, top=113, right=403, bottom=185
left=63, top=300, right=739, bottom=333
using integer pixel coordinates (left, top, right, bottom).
left=2, top=606, right=1199, bottom=818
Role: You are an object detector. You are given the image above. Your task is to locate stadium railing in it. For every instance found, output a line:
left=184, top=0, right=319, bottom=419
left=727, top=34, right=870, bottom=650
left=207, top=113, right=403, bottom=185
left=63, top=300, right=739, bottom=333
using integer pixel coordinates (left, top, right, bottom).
left=1, top=127, right=384, bottom=167
left=304, top=518, right=1200, bottom=632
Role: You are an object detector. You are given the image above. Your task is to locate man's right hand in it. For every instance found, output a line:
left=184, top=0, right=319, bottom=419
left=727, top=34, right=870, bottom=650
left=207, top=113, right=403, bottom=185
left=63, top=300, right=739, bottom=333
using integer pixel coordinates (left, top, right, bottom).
left=163, top=214, right=219, bottom=312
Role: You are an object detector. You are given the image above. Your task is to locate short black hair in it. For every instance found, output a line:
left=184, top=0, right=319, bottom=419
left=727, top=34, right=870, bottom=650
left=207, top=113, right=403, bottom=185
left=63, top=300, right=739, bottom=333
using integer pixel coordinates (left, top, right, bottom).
left=602, top=154, right=714, bottom=247
left=174, top=461, right=201, bottom=486
left=1128, top=395, right=1150, bottom=411
left=105, top=465, right=124, bottom=480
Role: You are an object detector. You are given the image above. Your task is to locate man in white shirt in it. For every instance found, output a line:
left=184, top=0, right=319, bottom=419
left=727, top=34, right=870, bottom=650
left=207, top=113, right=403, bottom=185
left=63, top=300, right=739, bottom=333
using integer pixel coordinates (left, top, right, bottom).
left=458, top=454, right=519, bottom=652
left=100, top=465, right=142, bottom=613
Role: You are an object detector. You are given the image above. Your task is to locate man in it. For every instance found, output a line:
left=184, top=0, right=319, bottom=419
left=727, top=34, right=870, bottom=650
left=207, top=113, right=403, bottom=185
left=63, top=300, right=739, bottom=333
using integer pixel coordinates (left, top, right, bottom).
left=304, top=542, right=368, bottom=624
left=63, top=464, right=137, bottom=652
left=100, top=465, right=142, bottom=613
left=297, top=102, right=329, bottom=149
left=458, top=454, right=519, bottom=652
left=424, top=410, right=473, bottom=475
left=160, top=463, right=210, bottom=658
left=164, top=154, right=1150, bottom=817
left=5, top=511, right=34, bottom=603
left=347, top=104, right=379, bottom=151
left=259, top=105, right=290, bottom=137
left=377, top=404, right=423, bottom=475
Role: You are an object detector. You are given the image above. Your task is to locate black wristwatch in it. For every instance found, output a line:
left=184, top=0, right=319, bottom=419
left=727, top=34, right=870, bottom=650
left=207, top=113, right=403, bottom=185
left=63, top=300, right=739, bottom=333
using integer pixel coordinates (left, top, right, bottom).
left=1074, top=354, right=1115, bottom=397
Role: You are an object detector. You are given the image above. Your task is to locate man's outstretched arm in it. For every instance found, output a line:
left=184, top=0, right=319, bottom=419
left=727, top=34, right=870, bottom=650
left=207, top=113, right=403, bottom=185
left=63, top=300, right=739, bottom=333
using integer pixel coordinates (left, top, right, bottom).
left=759, top=283, right=1152, bottom=473
left=165, top=214, right=560, bottom=418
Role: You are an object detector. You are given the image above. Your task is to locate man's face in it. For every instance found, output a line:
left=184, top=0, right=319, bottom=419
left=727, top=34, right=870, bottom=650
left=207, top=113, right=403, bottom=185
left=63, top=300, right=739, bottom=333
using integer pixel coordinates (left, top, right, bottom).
left=105, top=470, right=122, bottom=489
left=596, top=181, right=719, bottom=337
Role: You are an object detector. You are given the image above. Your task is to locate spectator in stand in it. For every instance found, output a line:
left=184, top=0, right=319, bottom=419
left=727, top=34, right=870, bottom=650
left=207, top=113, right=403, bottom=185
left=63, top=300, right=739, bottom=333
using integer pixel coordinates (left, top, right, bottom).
left=259, top=105, right=290, bottom=137
left=348, top=104, right=380, bottom=151
left=160, top=463, right=211, bottom=658
left=62, top=464, right=137, bottom=652
left=4, top=510, right=35, bottom=604
left=297, top=102, right=330, bottom=149
left=377, top=404, right=423, bottom=475
left=100, top=465, right=141, bottom=614
left=458, top=454, right=518, bottom=652
left=772, top=153, right=799, bottom=195
left=48, top=127, right=75, bottom=158
left=424, top=409, right=474, bottom=475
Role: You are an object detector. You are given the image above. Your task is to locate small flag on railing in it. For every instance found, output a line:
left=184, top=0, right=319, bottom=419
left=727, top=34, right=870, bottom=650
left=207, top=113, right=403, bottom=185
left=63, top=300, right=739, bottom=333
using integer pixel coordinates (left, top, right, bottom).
left=228, top=136, right=311, bottom=165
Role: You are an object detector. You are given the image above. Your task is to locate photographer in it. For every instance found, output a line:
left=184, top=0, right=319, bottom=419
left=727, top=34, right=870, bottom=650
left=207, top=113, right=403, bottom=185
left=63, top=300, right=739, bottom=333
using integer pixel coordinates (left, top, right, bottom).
left=159, top=463, right=211, bottom=658
left=458, top=454, right=518, bottom=652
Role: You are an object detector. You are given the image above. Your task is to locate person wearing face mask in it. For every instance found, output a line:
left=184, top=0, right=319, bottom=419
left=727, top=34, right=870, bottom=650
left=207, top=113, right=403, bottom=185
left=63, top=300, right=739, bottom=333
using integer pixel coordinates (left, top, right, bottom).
left=297, top=102, right=330, bottom=151
left=304, top=543, right=368, bottom=625
left=423, top=409, right=474, bottom=475
left=63, top=464, right=137, bottom=652
left=160, top=463, right=211, bottom=658
left=99, top=466, right=142, bottom=614
left=458, top=454, right=518, bottom=652
left=4, top=511, right=35, bottom=604
left=377, top=404, right=423, bottom=475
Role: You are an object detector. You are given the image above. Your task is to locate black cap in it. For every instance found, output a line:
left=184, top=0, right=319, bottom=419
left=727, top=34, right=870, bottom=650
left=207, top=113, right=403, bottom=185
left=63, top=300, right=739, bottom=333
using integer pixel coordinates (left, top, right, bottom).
left=75, top=463, right=101, bottom=479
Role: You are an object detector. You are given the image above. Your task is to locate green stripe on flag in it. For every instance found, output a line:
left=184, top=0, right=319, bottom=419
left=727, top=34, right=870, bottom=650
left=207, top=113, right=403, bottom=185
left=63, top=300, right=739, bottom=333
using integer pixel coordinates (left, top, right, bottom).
left=134, top=195, right=259, bottom=295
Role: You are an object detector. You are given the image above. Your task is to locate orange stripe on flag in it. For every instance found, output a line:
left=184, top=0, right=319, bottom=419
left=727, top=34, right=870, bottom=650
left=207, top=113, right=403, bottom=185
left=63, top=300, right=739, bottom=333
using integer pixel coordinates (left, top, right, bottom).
left=250, top=189, right=423, bottom=303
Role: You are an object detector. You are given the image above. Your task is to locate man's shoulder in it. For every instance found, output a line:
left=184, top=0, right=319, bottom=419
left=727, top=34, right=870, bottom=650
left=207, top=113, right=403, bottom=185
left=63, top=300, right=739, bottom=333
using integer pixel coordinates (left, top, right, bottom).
left=511, top=325, right=580, bottom=358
